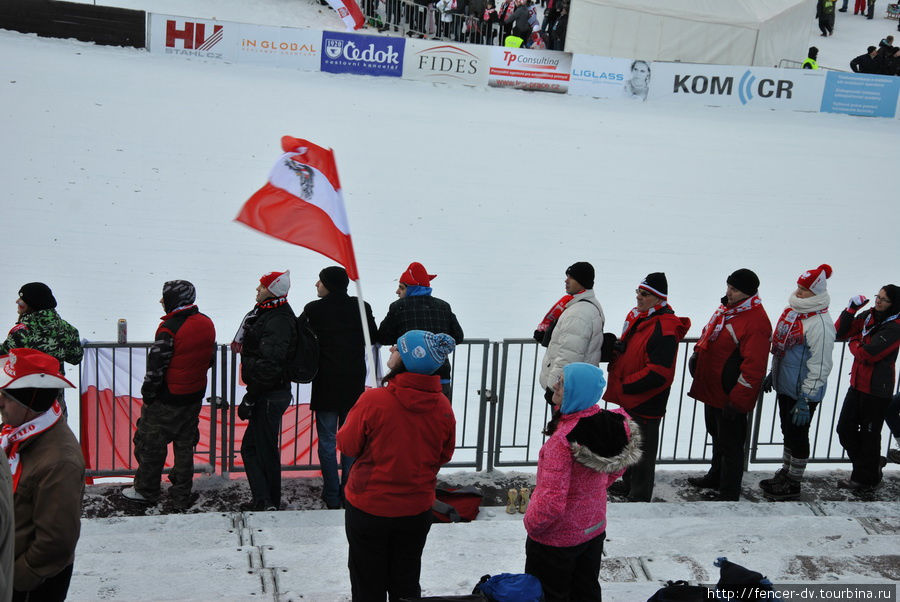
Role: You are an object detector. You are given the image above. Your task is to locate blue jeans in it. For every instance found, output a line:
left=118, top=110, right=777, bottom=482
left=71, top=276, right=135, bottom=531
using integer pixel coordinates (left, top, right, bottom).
left=316, top=410, right=354, bottom=507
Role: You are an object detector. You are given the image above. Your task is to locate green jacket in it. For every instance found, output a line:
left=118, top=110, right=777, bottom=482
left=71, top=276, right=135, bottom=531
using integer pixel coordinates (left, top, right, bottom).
left=0, top=309, right=83, bottom=367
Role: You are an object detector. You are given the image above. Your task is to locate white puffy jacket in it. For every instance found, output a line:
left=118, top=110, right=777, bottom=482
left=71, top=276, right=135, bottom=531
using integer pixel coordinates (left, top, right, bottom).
left=539, top=289, right=606, bottom=389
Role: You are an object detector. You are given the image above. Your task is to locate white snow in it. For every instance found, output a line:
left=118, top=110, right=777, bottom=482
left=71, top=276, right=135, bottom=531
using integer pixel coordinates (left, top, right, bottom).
left=2, top=1, right=900, bottom=599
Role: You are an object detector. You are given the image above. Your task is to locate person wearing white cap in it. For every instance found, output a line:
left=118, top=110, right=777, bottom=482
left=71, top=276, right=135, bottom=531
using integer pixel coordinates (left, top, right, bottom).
left=0, top=347, right=84, bottom=601
left=234, top=271, right=296, bottom=511
left=759, top=265, right=836, bottom=500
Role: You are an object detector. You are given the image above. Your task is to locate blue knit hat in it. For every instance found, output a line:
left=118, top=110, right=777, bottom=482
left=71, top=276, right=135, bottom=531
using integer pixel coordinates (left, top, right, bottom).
left=560, top=363, right=606, bottom=415
left=397, top=330, right=456, bottom=375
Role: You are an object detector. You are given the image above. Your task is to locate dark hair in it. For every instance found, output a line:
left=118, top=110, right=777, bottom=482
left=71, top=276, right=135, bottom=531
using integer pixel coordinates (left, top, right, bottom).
left=381, top=363, right=408, bottom=386
left=542, top=408, right=561, bottom=436
left=868, top=46, right=877, bottom=53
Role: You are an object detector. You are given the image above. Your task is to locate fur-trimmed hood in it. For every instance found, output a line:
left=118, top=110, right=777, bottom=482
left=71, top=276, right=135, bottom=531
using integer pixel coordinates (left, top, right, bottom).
left=568, top=413, right=642, bottom=474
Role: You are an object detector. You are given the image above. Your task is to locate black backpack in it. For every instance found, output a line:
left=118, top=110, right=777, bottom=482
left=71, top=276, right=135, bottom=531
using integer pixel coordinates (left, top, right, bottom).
left=287, top=314, right=319, bottom=384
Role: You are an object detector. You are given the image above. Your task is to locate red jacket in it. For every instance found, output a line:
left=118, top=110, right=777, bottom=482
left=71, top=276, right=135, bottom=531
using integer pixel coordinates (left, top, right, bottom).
left=835, top=309, right=900, bottom=398
left=688, top=301, right=772, bottom=413
left=337, top=372, right=456, bottom=517
left=603, top=308, right=691, bottom=418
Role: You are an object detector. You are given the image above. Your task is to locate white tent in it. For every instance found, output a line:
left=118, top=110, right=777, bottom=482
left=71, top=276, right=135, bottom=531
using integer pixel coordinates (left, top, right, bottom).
left=565, top=0, right=813, bottom=67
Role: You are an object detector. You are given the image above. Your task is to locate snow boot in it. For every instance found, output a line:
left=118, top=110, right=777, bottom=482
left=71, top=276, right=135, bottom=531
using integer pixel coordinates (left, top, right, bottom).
left=687, top=474, right=719, bottom=489
left=122, top=486, right=153, bottom=504
left=888, top=448, right=900, bottom=464
left=506, top=488, right=518, bottom=514
left=762, top=476, right=801, bottom=500
left=759, top=468, right=789, bottom=494
left=517, top=487, right=530, bottom=513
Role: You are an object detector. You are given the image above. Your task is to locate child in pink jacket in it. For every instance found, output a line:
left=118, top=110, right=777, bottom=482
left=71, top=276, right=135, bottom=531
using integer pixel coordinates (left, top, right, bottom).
left=524, top=362, right=642, bottom=601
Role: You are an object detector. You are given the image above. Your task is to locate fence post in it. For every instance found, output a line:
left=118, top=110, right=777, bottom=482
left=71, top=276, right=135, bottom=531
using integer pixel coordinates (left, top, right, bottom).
left=485, top=342, right=499, bottom=471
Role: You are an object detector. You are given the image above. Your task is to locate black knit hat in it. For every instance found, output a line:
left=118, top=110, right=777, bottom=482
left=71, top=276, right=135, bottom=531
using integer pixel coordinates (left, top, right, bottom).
left=18, top=282, right=57, bottom=311
left=881, top=284, right=899, bottom=306
left=639, top=272, right=668, bottom=299
left=727, top=269, right=760, bottom=296
left=319, top=266, right=350, bottom=293
left=566, top=262, right=595, bottom=290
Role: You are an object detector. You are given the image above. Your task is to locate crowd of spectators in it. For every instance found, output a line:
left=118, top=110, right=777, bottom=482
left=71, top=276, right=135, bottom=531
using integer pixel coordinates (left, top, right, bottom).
left=850, top=35, right=900, bottom=74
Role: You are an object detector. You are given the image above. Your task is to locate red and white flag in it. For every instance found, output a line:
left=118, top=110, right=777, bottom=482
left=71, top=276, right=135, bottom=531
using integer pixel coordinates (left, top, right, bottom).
left=325, top=0, right=365, bottom=30
left=236, top=136, right=359, bottom=281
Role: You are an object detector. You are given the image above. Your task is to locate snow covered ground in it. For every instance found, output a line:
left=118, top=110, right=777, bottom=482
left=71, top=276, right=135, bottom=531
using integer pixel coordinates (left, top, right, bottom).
left=2, top=1, right=900, bottom=599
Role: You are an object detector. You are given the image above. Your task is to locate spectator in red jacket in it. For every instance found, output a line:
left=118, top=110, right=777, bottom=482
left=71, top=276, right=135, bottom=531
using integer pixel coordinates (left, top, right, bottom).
left=687, top=269, right=772, bottom=501
left=337, top=330, right=456, bottom=601
left=604, top=273, right=690, bottom=502
left=834, top=284, right=900, bottom=492
left=122, top=280, right=216, bottom=510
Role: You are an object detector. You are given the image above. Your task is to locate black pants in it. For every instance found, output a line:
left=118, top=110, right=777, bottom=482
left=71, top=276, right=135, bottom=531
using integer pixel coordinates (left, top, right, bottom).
left=525, top=532, right=605, bottom=602
left=345, top=501, right=432, bottom=601
left=776, top=394, right=820, bottom=459
left=241, top=389, right=292, bottom=508
left=836, top=388, right=889, bottom=486
left=13, top=563, right=74, bottom=602
left=620, top=415, right=659, bottom=502
left=704, top=405, right=749, bottom=499
left=133, top=396, right=203, bottom=504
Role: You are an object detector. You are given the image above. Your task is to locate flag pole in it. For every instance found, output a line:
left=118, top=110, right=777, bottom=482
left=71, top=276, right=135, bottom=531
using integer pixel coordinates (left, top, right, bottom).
left=354, top=279, right=379, bottom=386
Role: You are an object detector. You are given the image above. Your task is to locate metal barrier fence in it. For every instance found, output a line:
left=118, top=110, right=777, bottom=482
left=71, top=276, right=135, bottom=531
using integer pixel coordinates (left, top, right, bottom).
left=78, top=338, right=897, bottom=478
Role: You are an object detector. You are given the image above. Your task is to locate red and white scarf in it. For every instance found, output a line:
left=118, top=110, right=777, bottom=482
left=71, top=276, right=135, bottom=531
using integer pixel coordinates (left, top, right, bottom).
left=1, top=400, right=62, bottom=492
left=771, top=296, right=829, bottom=356
left=621, top=301, right=668, bottom=340
left=696, top=294, right=762, bottom=351
left=232, top=296, right=289, bottom=346
left=535, top=294, right=574, bottom=334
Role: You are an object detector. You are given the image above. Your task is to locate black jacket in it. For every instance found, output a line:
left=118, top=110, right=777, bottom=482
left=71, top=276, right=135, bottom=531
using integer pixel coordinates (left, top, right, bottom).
left=377, top=294, right=464, bottom=381
left=303, top=292, right=377, bottom=413
left=241, top=302, right=296, bottom=396
left=850, top=52, right=877, bottom=73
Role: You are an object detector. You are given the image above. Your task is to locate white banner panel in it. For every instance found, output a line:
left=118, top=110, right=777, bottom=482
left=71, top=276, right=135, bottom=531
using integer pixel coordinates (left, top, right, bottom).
left=568, top=55, right=635, bottom=99
left=488, top=47, right=572, bottom=93
left=648, top=62, right=826, bottom=111
left=148, top=14, right=238, bottom=61
left=403, top=39, right=490, bottom=87
left=235, top=23, right=320, bottom=70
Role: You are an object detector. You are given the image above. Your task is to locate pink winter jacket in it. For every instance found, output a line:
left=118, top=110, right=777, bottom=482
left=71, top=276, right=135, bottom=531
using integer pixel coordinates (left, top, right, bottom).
left=524, top=406, right=640, bottom=548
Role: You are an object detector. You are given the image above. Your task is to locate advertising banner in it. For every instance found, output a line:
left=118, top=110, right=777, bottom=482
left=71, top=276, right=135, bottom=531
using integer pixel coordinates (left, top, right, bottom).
left=488, top=47, right=572, bottom=93
left=148, top=14, right=236, bottom=61
left=321, top=31, right=405, bottom=77
left=235, top=23, right=320, bottom=71
left=403, top=39, right=490, bottom=87
left=568, top=55, right=632, bottom=99
left=648, top=63, right=826, bottom=111
left=820, top=71, right=900, bottom=118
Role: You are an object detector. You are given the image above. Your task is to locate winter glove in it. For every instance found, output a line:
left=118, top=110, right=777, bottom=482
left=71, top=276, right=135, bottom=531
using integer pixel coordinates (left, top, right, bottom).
left=544, top=387, right=554, bottom=405
left=688, top=353, right=698, bottom=378
left=762, top=372, right=773, bottom=394
left=846, top=295, right=869, bottom=314
left=237, top=393, right=256, bottom=421
left=533, top=329, right=544, bottom=343
left=791, top=397, right=811, bottom=426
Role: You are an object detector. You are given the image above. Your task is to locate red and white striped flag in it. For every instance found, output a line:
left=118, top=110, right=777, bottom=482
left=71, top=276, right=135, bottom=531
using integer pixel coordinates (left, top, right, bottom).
left=236, top=136, right=359, bottom=280
left=325, top=0, right=365, bottom=30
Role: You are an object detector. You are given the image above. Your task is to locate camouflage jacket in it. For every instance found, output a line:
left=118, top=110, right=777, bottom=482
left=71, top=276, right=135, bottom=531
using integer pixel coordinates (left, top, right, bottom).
left=0, top=309, right=83, bottom=366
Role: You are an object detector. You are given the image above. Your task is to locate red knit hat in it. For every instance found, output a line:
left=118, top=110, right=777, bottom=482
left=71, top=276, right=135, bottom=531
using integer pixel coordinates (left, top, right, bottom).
left=260, top=270, right=291, bottom=297
left=399, top=262, right=436, bottom=287
left=797, top=264, right=832, bottom=296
